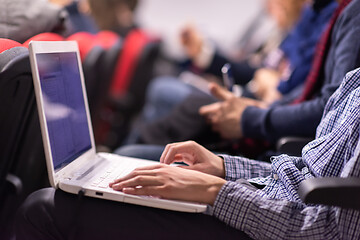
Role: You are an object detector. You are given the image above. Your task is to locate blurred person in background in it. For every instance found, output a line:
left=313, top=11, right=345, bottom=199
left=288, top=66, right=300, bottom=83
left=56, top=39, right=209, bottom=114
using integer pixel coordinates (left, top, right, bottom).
left=119, top=0, right=337, bottom=157
left=87, top=0, right=139, bottom=37
left=64, top=0, right=99, bottom=34
left=0, top=0, right=70, bottom=43
left=139, top=0, right=358, bottom=160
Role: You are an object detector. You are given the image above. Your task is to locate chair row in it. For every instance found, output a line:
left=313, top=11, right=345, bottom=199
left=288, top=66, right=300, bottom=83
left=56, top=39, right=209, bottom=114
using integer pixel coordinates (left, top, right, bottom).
left=23, top=30, right=161, bottom=149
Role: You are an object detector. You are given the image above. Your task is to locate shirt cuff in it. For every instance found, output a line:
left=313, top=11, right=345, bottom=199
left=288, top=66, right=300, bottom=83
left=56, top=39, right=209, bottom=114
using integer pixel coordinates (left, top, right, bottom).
left=212, top=181, right=258, bottom=230
left=220, top=154, right=241, bottom=181
left=193, top=41, right=215, bottom=69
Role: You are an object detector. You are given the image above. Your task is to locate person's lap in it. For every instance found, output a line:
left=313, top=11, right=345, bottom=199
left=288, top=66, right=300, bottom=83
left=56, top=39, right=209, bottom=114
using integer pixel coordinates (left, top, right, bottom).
left=16, top=188, right=251, bottom=240
left=124, top=76, right=198, bottom=145
left=143, top=76, right=195, bottom=122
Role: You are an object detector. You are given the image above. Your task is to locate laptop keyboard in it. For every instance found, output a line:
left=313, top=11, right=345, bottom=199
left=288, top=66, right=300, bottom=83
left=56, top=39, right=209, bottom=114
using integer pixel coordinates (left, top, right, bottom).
left=90, top=161, right=137, bottom=189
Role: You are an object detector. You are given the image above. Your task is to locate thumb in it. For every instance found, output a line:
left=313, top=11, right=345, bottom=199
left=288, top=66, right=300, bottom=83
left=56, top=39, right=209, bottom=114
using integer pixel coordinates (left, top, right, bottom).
left=209, top=82, right=234, bottom=101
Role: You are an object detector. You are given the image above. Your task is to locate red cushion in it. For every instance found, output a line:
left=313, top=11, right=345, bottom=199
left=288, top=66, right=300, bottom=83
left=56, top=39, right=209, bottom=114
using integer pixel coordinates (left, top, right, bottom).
left=68, top=31, right=121, bottom=61
left=110, top=29, right=152, bottom=97
left=67, top=32, right=96, bottom=61
left=0, top=39, right=22, bottom=53
left=95, top=31, right=120, bottom=49
left=22, top=33, right=64, bottom=48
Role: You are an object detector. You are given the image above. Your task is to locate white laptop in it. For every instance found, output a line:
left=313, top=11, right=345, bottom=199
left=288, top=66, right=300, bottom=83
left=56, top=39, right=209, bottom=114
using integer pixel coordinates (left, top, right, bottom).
left=29, top=41, right=207, bottom=213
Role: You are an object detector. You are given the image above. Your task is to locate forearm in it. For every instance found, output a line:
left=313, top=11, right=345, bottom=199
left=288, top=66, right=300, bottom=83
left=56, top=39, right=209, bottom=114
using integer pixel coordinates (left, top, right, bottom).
left=212, top=181, right=345, bottom=240
left=220, top=155, right=272, bottom=181
left=241, top=98, right=326, bottom=142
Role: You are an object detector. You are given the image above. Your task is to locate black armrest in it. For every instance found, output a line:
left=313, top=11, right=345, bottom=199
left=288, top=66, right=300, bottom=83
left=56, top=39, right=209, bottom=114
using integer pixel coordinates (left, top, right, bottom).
left=276, top=137, right=313, bottom=156
left=298, top=177, right=360, bottom=210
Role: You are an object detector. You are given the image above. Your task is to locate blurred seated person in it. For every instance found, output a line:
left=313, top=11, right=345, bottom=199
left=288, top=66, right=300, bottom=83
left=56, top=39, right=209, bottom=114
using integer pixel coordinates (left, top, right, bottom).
left=64, top=0, right=99, bottom=34
left=195, top=0, right=357, bottom=147
left=169, top=0, right=306, bottom=107
left=46, top=0, right=138, bottom=36
left=0, top=0, right=97, bottom=42
left=166, top=0, right=335, bottom=104
left=122, top=0, right=337, bottom=150
left=0, top=0, right=70, bottom=43
left=125, top=0, right=306, bottom=128
left=87, top=0, right=139, bottom=37
left=121, top=0, right=300, bottom=144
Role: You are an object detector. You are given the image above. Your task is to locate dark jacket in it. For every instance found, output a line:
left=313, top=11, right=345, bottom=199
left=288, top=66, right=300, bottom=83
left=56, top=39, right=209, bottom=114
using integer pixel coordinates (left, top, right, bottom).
left=242, top=0, right=360, bottom=142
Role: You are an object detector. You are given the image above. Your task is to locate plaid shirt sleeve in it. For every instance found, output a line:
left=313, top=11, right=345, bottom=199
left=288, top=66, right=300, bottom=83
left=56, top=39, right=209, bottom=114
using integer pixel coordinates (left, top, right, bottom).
left=213, top=180, right=360, bottom=240
left=212, top=141, right=360, bottom=240
left=211, top=68, right=360, bottom=240
left=220, top=154, right=272, bottom=181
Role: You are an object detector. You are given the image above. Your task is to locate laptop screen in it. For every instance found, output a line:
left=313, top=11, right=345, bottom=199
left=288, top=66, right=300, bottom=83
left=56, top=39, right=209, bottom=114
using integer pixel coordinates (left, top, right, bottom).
left=36, top=52, right=92, bottom=170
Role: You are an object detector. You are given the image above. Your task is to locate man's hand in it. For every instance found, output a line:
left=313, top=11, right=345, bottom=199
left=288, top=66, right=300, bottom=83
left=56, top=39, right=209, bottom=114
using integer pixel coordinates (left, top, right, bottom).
left=160, top=140, right=225, bottom=178
left=199, top=83, right=266, bottom=139
left=250, top=68, right=281, bottom=104
left=109, top=164, right=226, bottom=206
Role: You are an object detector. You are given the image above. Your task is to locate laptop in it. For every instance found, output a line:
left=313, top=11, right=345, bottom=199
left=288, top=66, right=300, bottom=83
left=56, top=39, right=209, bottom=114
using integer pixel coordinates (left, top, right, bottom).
left=29, top=41, right=207, bottom=213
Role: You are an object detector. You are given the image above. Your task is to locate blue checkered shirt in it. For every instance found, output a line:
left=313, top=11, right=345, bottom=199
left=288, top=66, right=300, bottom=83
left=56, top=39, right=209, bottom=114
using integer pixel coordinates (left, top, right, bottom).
left=212, top=68, right=360, bottom=239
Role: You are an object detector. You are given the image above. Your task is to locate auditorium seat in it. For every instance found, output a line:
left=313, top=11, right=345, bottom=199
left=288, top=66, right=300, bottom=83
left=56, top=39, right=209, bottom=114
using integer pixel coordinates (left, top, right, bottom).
left=94, top=29, right=161, bottom=149
left=0, top=38, right=47, bottom=239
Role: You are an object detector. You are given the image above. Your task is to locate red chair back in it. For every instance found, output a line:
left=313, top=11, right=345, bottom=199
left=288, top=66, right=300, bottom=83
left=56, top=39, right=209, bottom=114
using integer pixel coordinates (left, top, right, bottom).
left=22, top=33, right=64, bottom=48
left=0, top=39, right=22, bottom=53
left=67, top=31, right=121, bottom=61
left=95, top=31, right=120, bottom=49
left=110, top=29, right=153, bottom=97
left=67, top=32, right=96, bottom=61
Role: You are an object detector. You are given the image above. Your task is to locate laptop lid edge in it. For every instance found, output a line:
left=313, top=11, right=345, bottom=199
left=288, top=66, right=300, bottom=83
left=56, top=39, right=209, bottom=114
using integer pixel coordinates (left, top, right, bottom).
left=29, top=41, right=97, bottom=188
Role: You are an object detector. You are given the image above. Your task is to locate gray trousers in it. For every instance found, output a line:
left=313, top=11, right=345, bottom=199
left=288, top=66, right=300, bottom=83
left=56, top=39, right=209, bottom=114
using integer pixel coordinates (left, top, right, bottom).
left=15, top=188, right=252, bottom=240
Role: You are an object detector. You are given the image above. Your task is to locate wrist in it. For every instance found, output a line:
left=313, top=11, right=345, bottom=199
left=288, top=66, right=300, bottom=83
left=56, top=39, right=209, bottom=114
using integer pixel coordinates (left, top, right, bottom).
left=206, top=179, right=226, bottom=206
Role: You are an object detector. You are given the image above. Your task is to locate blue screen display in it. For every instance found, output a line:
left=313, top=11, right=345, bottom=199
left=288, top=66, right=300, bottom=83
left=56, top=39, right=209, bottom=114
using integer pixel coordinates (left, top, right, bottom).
left=36, top=52, right=92, bottom=170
